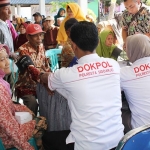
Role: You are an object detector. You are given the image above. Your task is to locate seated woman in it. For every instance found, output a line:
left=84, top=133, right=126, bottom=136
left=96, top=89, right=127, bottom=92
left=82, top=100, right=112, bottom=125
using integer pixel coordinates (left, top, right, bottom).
left=121, top=34, right=150, bottom=133
left=96, top=29, right=122, bottom=60
left=14, top=23, right=28, bottom=51
left=0, top=44, right=35, bottom=150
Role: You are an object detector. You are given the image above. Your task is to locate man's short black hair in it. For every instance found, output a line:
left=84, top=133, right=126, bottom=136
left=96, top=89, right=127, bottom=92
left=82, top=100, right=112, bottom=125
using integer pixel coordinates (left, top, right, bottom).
left=64, top=18, right=78, bottom=31
left=70, top=21, right=99, bottom=52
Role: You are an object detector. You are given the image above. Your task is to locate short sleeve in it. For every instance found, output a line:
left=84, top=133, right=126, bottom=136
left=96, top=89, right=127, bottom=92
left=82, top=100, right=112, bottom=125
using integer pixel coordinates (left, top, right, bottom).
left=121, top=11, right=128, bottom=28
left=48, top=69, right=64, bottom=90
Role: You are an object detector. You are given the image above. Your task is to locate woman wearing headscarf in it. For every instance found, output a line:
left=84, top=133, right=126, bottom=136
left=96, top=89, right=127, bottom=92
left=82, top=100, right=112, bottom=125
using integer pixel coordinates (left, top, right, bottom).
left=0, top=44, right=35, bottom=150
left=14, top=23, right=28, bottom=51
left=56, top=3, right=86, bottom=44
left=96, top=29, right=122, bottom=60
left=16, top=17, right=25, bottom=32
left=54, top=8, right=65, bottom=26
left=121, top=34, right=150, bottom=133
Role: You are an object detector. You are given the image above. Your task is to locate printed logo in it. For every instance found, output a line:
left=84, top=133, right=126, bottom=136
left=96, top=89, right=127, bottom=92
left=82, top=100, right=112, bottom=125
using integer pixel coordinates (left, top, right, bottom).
left=77, top=62, right=114, bottom=78
left=134, top=63, right=150, bottom=77
left=34, top=25, right=40, bottom=30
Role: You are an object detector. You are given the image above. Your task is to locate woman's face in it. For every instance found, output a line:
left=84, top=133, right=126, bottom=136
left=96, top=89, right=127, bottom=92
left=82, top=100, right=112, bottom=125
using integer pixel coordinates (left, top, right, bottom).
left=105, top=34, right=114, bottom=47
left=19, top=25, right=26, bottom=34
left=0, top=49, right=10, bottom=74
left=60, top=10, right=65, bottom=16
left=67, top=8, right=74, bottom=18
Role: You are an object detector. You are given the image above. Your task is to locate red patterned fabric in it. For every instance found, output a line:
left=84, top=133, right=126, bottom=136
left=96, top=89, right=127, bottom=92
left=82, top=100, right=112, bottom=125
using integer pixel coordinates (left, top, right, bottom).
left=28, top=65, right=41, bottom=82
left=0, top=83, right=36, bottom=149
left=15, top=42, right=50, bottom=98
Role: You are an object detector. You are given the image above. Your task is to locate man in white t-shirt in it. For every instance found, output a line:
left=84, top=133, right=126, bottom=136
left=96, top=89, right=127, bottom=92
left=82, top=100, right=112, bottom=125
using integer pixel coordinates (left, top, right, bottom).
left=121, top=34, right=150, bottom=133
left=23, top=21, right=124, bottom=150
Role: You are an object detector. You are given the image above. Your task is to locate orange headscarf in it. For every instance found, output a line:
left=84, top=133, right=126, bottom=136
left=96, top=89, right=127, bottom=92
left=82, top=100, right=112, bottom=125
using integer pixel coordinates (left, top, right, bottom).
left=56, top=3, right=86, bottom=44
left=16, top=17, right=25, bottom=32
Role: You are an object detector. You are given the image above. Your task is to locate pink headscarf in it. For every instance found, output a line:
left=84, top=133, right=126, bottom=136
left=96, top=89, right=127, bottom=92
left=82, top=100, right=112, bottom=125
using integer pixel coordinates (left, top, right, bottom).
left=0, top=44, right=11, bottom=95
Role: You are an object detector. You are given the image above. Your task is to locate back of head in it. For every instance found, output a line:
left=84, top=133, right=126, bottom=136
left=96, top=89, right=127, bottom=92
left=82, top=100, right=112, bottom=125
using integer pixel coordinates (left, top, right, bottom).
left=70, top=21, right=98, bottom=52
left=64, top=18, right=78, bottom=31
left=126, top=34, right=150, bottom=63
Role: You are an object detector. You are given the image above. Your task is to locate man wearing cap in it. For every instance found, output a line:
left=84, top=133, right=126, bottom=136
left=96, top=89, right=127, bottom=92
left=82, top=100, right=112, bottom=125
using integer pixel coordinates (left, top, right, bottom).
left=0, top=0, right=18, bottom=91
left=0, top=0, right=14, bottom=52
left=33, top=12, right=42, bottom=27
left=15, top=24, right=51, bottom=115
left=43, top=16, right=59, bottom=50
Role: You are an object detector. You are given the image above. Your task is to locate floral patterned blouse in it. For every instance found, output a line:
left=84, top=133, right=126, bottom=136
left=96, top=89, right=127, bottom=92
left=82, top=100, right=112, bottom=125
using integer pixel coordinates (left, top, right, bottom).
left=15, top=42, right=50, bottom=98
left=122, top=3, right=150, bottom=36
left=61, top=39, right=75, bottom=68
left=0, top=80, right=35, bottom=149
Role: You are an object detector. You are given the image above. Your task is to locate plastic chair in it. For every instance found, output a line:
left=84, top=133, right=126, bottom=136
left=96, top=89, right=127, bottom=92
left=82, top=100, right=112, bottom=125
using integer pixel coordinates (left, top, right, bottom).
left=45, top=49, right=62, bottom=72
left=115, top=124, right=150, bottom=150
left=9, top=59, right=18, bottom=83
left=0, top=138, right=5, bottom=150
left=0, top=137, right=38, bottom=150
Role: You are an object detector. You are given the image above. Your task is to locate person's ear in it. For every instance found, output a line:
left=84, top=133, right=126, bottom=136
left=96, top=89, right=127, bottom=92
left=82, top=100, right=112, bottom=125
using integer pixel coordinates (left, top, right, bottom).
left=71, top=41, right=77, bottom=52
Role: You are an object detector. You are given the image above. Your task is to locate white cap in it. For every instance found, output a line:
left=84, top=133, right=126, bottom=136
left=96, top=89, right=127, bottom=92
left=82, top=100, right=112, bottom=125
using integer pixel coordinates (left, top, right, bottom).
left=45, top=16, right=54, bottom=21
left=57, top=17, right=65, bottom=21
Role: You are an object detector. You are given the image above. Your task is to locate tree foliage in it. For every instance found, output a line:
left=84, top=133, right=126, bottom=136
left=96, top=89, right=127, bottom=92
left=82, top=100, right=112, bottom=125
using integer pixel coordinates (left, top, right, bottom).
left=87, top=8, right=97, bottom=23
left=101, top=0, right=123, bottom=7
left=50, top=0, right=74, bottom=13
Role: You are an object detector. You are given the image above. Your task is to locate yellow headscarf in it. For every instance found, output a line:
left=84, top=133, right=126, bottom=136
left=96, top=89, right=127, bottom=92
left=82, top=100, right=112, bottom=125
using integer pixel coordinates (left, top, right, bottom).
left=16, top=17, right=25, bottom=32
left=56, top=3, right=86, bottom=44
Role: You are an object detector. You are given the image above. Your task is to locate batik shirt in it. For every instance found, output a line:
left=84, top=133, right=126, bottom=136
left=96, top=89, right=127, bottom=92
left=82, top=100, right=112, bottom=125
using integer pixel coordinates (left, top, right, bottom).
left=15, top=42, right=50, bottom=98
left=61, top=39, right=75, bottom=68
left=122, top=4, right=150, bottom=36
left=0, top=82, right=35, bottom=149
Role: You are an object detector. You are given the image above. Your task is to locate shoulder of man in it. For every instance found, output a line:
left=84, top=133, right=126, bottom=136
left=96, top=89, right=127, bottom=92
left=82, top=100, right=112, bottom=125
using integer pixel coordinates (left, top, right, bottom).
left=18, top=42, right=30, bottom=54
left=122, top=9, right=129, bottom=16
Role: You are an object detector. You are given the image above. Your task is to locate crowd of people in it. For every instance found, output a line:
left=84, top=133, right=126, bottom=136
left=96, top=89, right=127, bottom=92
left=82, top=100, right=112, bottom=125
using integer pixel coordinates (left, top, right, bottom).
left=0, top=0, right=150, bottom=149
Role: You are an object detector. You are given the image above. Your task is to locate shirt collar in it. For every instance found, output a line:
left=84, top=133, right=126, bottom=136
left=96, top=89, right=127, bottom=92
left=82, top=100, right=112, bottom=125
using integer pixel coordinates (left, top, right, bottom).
left=78, top=53, right=98, bottom=64
left=133, top=57, right=150, bottom=65
left=0, top=19, right=7, bottom=25
left=27, top=42, right=42, bottom=53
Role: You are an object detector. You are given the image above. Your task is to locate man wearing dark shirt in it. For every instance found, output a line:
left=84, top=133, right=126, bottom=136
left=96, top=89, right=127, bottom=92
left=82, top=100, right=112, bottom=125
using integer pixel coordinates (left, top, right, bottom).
left=43, top=16, right=59, bottom=50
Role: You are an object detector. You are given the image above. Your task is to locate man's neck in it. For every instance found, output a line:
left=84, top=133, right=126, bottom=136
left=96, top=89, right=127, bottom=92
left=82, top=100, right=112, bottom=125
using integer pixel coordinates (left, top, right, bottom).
left=77, top=49, right=94, bottom=59
left=29, top=42, right=38, bottom=50
left=0, top=18, right=6, bottom=23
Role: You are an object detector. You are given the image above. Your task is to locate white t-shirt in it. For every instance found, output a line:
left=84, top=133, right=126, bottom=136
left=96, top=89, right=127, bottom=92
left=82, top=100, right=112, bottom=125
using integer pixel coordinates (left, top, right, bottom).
left=48, top=53, right=124, bottom=150
left=121, top=57, right=150, bottom=129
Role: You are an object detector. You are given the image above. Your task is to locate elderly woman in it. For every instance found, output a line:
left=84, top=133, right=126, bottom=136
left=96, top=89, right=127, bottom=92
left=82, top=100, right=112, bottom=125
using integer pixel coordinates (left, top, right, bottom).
left=56, top=3, right=86, bottom=44
left=121, top=34, right=150, bottom=133
left=0, top=44, right=35, bottom=149
left=96, top=29, right=122, bottom=60
left=14, top=23, right=28, bottom=51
